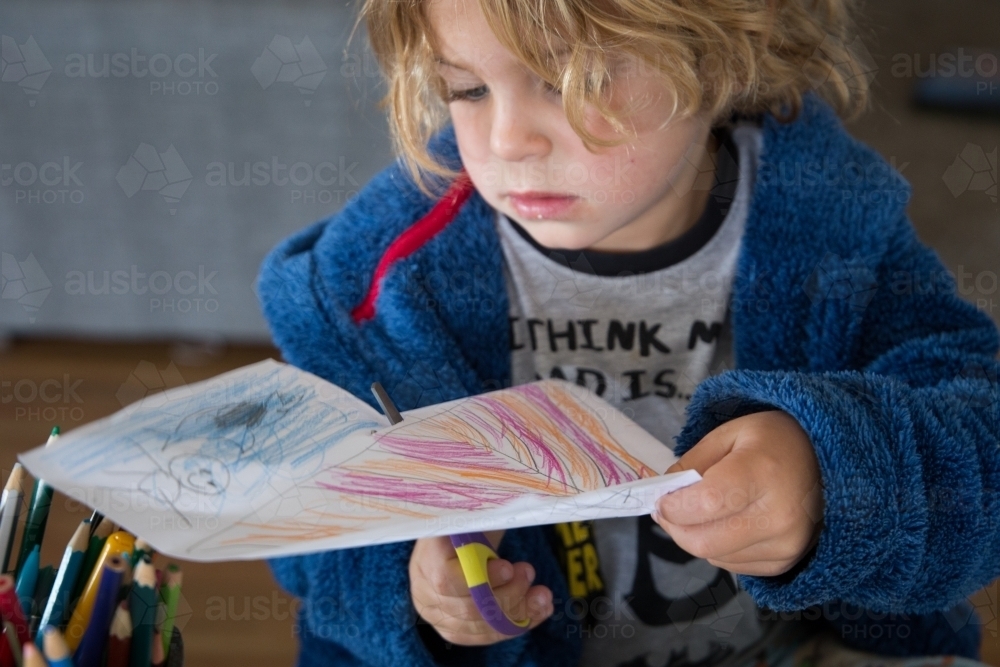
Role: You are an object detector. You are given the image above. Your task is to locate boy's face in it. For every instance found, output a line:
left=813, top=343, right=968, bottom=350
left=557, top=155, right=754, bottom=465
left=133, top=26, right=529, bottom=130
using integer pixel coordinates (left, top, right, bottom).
left=428, top=0, right=716, bottom=252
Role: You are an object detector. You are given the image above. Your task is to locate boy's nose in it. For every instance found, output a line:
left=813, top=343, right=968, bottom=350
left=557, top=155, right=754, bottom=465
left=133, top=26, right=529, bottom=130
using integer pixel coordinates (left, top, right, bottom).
left=489, top=99, right=552, bottom=163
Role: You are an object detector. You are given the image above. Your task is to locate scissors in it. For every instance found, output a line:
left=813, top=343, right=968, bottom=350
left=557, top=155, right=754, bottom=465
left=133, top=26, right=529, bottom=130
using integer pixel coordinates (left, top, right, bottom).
left=371, top=383, right=531, bottom=636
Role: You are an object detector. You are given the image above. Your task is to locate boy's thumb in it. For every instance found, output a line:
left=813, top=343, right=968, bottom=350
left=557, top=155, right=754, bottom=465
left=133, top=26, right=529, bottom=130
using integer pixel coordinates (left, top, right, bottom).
left=665, top=428, right=734, bottom=476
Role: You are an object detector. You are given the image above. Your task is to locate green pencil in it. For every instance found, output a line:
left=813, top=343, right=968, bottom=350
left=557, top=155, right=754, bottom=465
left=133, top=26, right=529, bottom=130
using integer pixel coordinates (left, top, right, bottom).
left=128, top=558, right=157, bottom=667
left=28, top=564, right=55, bottom=637
left=15, top=427, right=59, bottom=576
left=132, top=539, right=153, bottom=568
left=159, top=565, right=182, bottom=658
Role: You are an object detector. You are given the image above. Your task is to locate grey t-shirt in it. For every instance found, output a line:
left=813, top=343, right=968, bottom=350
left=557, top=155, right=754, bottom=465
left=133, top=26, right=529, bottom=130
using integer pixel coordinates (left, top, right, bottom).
left=498, top=122, right=765, bottom=667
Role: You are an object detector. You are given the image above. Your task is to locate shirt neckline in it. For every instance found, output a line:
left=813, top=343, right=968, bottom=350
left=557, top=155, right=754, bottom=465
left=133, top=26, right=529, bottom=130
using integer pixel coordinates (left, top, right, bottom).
left=503, top=126, right=741, bottom=278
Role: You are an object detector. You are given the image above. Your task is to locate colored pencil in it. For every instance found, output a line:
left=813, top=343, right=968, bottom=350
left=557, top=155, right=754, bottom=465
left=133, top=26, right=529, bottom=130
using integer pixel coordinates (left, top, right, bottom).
left=37, top=519, right=90, bottom=645
left=74, top=555, right=126, bottom=667
left=128, top=559, right=156, bottom=667
left=107, top=601, right=131, bottom=667
left=131, top=540, right=153, bottom=568
left=0, top=575, right=31, bottom=649
left=0, top=465, right=28, bottom=574
left=27, top=564, right=55, bottom=638
left=65, top=531, right=135, bottom=651
left=42, top=626, right=74, bottom=667
left=86, top=510, right=103, bottom=539
left=15, top=427, right=59, bottom=576
left=158, top=565, right=181, bottom=659
left=71, top=518, right=113, bottom=605
left=15, top=545, right=40, bottom=618
left=165, top=626, right=182, bottom=667
left=150, top=626, right=164, bottom=667
left=0, top=620, right=21, bottom=667
left=22, top=642, right=46, bottom=667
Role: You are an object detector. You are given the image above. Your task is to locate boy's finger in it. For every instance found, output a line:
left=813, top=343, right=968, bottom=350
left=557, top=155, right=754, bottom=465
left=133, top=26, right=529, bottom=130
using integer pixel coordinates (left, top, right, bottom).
left=417, top=535, right=462, bottom=562
left=435, top=582, right=553, bottom=645
left=657, top=449, right=759, bottom=526
left=434, top=613, right=506, bottom=646
left=420, top=555, right=511, bottom=598
left=489, top=561, right=538, bottom=613
left=433, top=575, right=547, bottom=627
left=655, top=507, right=765, bottom=560
left=490, top=582, right=553, bottom=631
left=665, top=424, right=735, bottom=475
left=524, top=584, right=554, bottom=621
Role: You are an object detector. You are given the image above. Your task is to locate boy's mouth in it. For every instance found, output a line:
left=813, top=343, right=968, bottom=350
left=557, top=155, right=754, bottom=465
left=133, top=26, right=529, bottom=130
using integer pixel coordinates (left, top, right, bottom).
left=504, top=191, right=579, bottom=219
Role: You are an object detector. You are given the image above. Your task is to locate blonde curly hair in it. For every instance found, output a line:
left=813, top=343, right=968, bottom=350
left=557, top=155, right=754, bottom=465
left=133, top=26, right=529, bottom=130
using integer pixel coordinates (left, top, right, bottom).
left=358, top=0, right=872, bottom=195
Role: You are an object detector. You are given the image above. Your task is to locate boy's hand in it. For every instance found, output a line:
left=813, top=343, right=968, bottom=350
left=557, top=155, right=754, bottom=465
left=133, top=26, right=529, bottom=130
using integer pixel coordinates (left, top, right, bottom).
left=653, top=411, right=824, bottom=577
left=410, top=530, right=554, bottom=645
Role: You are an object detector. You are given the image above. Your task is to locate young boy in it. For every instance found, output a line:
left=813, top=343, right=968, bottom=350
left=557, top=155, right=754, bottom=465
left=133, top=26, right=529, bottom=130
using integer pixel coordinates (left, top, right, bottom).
left=256, top=0, right=1000, bottom=666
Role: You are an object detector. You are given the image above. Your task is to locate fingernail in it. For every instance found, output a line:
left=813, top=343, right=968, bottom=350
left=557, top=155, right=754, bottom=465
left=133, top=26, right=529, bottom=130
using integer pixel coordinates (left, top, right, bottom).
left=531, top=591, right=548, bottom=606
left=499, top=562, right=513, bottom=583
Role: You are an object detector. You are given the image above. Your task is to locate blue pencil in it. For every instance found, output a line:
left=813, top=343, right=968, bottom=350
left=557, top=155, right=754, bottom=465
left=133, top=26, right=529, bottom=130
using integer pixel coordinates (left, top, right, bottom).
left=42, top=625, right=75, bottom=667
left=36, top=518, right=90, bottom=646
left=15, top=543, right=40, bottom=618
left=74, top=556, right=126, bottom=667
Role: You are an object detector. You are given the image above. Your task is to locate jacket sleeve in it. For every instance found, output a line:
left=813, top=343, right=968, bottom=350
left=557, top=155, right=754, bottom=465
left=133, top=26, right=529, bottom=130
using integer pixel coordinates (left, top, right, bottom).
left=675, top=213, right=1000, bottom=615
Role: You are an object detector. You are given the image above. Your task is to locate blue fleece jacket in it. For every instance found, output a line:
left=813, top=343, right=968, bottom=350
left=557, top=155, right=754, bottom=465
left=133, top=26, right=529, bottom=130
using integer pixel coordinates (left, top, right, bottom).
left=256, top=95, right=1000, bottom=666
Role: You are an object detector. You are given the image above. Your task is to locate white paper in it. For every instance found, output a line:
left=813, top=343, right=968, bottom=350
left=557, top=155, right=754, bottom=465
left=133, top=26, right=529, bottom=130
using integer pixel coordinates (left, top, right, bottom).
left=19, top=360, right=700, bottom=562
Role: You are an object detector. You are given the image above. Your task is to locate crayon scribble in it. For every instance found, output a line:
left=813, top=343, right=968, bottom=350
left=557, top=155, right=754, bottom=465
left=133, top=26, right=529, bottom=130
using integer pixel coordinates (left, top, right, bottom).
left=315, top=381, right=657, bottom=511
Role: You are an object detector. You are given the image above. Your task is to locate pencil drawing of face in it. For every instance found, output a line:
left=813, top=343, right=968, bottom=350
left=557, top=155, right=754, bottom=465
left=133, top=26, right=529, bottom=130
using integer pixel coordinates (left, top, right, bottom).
left=135, top=384, right=380, bottom=525
left=169, top=454, right=230, bottom=496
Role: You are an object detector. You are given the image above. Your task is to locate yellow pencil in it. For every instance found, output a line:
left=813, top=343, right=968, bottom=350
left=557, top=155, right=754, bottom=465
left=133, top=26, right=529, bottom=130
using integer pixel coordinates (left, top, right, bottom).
left=65, top=531, right=135, bottom=650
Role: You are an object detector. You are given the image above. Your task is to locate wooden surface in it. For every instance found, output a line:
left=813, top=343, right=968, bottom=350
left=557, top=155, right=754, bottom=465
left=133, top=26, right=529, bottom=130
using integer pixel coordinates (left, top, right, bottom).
left=0, top=338, right=996, bottom=665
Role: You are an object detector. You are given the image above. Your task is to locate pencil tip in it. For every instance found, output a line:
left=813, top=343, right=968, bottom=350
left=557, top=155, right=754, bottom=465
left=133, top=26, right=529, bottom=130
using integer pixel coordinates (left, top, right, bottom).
left=42, top=625, right=70, bottom=660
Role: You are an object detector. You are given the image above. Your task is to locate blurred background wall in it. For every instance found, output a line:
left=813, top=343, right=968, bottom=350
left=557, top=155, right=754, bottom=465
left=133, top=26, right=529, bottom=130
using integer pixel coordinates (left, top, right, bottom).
left=1, top=0, right=393, bottom=341
left=0, top=0, right=997, bottom=665
left=0, top=0, right=997, bottom=339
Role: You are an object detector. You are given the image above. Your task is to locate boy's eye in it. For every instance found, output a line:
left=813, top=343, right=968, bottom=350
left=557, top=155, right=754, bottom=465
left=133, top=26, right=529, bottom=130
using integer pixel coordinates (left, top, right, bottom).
left=447, top=84, right=489, bottom=103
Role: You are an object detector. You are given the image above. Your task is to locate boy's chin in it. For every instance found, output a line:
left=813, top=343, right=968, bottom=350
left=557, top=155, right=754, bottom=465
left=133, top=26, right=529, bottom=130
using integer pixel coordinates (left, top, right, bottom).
left=513, top=218, right=599, bottom=251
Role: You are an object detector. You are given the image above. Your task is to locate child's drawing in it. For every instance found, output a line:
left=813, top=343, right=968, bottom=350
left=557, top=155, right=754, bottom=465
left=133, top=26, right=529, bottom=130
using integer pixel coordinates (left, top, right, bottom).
left=320, top=382, right=660, bottom=509
left=19, top=360, right=696, bottom=562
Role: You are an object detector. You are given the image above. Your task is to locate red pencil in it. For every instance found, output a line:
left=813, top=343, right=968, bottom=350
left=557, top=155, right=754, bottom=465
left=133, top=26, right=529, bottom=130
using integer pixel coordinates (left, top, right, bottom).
left=0, top=621, right=18, bottom=667
left=0, top=575, right=30, bottom=648
left=107, top=601, right=132, bottom=667
left=151, top=626, right=165, bottom=667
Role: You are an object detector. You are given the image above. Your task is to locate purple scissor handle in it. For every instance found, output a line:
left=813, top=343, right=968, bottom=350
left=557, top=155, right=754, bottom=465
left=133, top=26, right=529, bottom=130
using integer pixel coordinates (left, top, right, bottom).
left=449, top=532, right=531, bottom=636
left=370, top=383, right=532, bottom=637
